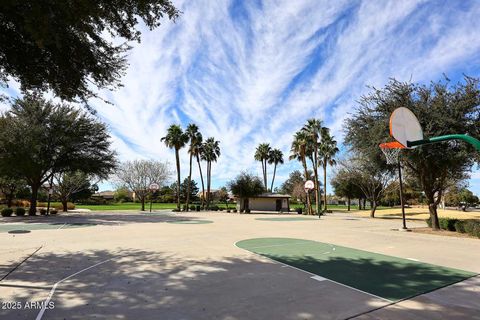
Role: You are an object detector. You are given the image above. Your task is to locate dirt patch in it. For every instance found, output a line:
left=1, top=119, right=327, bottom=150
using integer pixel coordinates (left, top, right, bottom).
left=411, top=227, right=479, bottom=239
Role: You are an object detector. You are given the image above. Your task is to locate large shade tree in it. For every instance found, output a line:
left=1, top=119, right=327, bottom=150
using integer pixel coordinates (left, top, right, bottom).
left=345, top=77, right=480, bottom=229
left=331, top=168, right=363, bottom=211
left=115, top=160, right=171, bottom=211
left=0, top=1, right=179, bottom=102
left=161, top=125, right=188, bottom=210
left=201, top=137, right=220, bottom=209
left=228, top=172, right=264, bottom=212
left=0, top=94, right=116, bottom=215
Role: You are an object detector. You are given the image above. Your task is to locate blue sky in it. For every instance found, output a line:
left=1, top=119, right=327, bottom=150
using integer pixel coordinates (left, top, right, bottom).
left=2, top=0, right=480, bottom=194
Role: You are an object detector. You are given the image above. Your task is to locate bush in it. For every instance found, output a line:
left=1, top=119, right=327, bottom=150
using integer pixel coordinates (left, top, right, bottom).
left=54, top=202, right=75, bottom=210
left=189, top=205, right=196, bottom=211
left=182, top=204, right=188, bottom=211
left=1, top=208, right=13, bottom=217
left=245, top=209, right=251, bottom=213
left=50, top=209, right=58, bottom=215
left=196, top=205, right=200, bottom=212
left=40, top=208, right=47, bottom=215
left=226, top=209, right=230, bottom=213
left=464, top=220, right=480, bottom=238
left=233, top=209, right=237, bottom=213
left=454, top=220, right=466, bottom=233
left=296, top=208, right=302, bottom=215
left=439, top=218, right=458, bottom=231
left=172, top=208, right=180, bottom=212
left=210, top=205, right=219, bottom=211
left=15, top=207, right=26, bottom=216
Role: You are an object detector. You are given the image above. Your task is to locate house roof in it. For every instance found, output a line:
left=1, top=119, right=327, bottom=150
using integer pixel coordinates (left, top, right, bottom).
left=250, top=193, right=291, bottom=198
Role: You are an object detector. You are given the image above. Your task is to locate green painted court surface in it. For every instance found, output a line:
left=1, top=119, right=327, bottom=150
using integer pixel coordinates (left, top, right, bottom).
left=0, top=223, right=96, bottom=233
left=255, top=217, right=318, bottom=221
left=236, top=238, right=476, bottom=301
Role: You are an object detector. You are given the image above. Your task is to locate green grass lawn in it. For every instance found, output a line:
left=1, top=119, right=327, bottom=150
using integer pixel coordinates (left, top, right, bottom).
left=76, top=202, right=178, bottom=211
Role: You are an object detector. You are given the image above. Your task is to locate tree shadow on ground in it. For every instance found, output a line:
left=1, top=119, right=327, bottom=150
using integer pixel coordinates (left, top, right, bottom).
left=0, top=211, right=204, bottom=227
left=0, top=248, right=478, bottom=320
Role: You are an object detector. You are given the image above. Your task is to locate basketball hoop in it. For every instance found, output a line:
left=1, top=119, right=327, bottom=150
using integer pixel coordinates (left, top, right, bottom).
left=379, top=141, right=404, bottom=165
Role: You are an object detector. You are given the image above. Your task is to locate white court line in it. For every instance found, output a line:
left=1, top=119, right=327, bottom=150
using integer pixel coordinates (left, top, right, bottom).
left=311, top=275, right=327, bottom=282
left=56, top=223, right=67, bottom=230
left=407, top=258, right=419, bottom=262
left=35, top=258, right=114, bottom=320
left=234, top=241, right=392, bottom=303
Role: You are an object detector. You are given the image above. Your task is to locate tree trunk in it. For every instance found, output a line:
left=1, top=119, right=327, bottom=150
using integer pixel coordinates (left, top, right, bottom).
left=323, top=162, right=327, bottom=212
left=370, top=199, right=377, bottom=218
left=186, top=153, right=193, bottom=211
left=428, top=203, right=440, bottom=230
left=29, top=184, right=39, bottom=215
left=6, top=193, right=13, bottom=208
left=206, top=161, right=211, bottom=209
left=302, top=158, right=312, bottom=215
left=175, top=148, right=181, bottom=210
left=62, top=200, right=68, bottom=212
left=263, top=159, right=268, bottom=192
left=314, top=147, right=319, bottom=215
left=347, top=197, right=350, bottom=211
left=363, top=198, right=366, bottom=210
left=141, top=196, right=145, bottom=211
left=270, top=164, right=277, bottom=192
left=358, top=198, right=361, bottom=210
left=197, top=155, right=205, bottom=209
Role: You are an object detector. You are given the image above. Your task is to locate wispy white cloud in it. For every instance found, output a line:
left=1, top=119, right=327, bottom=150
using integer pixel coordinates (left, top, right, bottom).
left=2, top=0, right=480, bottom=192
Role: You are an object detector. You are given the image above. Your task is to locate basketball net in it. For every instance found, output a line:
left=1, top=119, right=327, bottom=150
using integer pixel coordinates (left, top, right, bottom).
left=379, top=141, right=404, bottom=165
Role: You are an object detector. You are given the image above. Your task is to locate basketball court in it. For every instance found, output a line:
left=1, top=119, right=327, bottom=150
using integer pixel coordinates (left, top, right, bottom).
left=0, top=210, right=479, bottom=319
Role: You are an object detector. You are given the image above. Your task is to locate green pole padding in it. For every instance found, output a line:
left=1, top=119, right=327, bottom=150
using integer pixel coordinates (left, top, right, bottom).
left=407, top=134, right=480, bottom=152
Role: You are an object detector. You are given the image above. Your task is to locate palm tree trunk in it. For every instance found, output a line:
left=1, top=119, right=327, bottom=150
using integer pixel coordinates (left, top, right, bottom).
left=314, top=146, right=319, bottom=215
left=261, top=159, right=267, bottom=191
left=302, top=157, right=312, bottom=215
left=175, top=148, right=181, bottom=210
left=186, top=153, right=193, bottom=211
left=270, top=163, right=277, bottom=192
left=264, top=159, right=268, bottom=192
left=323, top=162, right=327, bottom=212
left=197, top=155, right=205, bottom=209
left=206, top=161, right=211, bottom=209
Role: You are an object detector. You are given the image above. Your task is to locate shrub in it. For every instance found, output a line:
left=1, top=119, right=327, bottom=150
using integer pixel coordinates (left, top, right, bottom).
left=50, top=209, right=58, bottom=215
left=464, top=220, right=480, bottom=238
left=296, top=208, right=302, bottom=215
left=226, top=210, right=230, bottom=213
left=40, top=208, right=47, bottom=215
left=189, top=205, right=196, bottom=211
left=15, top=207, right=26, bottom=216
left=464, top=220, right=476, bottom=234
left=454, top=220, right=466, bottom=233
left=182, top=204, right=188, bottom=211
left=196, top=205, right=200, bottom=212
left=53, top=202, right=75, bottom=210
left=439, top=218, right=458, bottom=231
left=245, top=209, right=251, bottom=213
left=233, top=209, right=237, bottom=213
left=1, top=208, right=13, bottom=217
left=210, top=205, right=219, bottom=211
left=172, top=208, right=180, bottom=212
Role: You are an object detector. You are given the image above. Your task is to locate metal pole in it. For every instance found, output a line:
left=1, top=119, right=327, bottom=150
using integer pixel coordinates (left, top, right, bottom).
left=149, top=191, right=153, bottom=213
left=398, top=162, right=407, bottom=229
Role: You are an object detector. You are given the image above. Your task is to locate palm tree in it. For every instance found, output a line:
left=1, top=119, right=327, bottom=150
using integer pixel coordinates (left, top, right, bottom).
left=319, top=130, right=339, bottom=212
left=254, top=143, right=271, bottom=191
left=201, top=137, right=220, bottom=209
left=302, top=118, right=325, bottom=215
left=189, top=130, right=205, bottom=209
left=268, top=148, right=284, bottom=192
left=289, top=131, right=312, bottom=215
left=161, top=125, right=188, bottom=210
left=185, top=124, right=200, bottom=211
